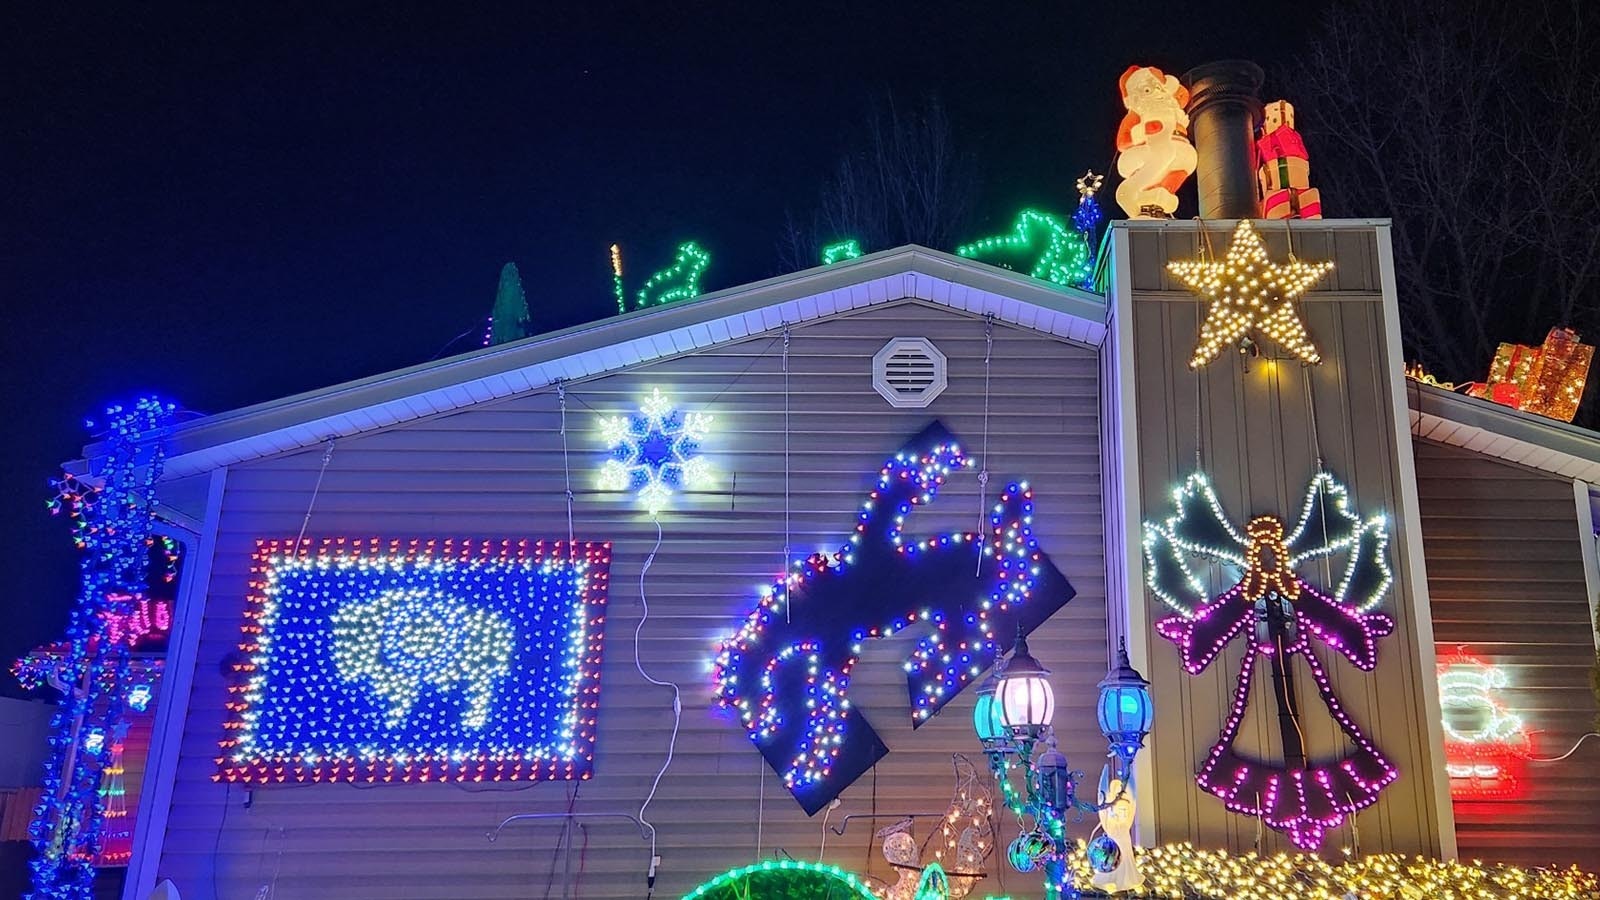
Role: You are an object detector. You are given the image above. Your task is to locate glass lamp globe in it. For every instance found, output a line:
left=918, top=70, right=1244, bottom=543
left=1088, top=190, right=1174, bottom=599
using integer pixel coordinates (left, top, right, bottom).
left=1096, top=638, right=1153, bottom=760
left=996, top=633, right=1055, bottom=736
left=972, top=668, right=1008, bottom=745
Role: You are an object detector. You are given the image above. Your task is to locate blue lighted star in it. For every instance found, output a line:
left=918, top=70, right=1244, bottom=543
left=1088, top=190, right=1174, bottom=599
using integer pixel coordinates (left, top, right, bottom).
left=597, top=389, right=713, bottom=513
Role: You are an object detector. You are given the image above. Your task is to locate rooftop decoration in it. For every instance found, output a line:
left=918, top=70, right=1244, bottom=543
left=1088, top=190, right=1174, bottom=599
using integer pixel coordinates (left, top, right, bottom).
left=1114, top=65, right=1196, bottom=219
left=485, top=262, right=530, bottom=346
left=1257, top=100, right=1323, bottom=220
left=1466, top=326, right=1593, bottom=423
left=217, top=538, right=610, bottom=784
left=597, top=388, right=714, bottom=515
left=713, top=422, right=1073, bottom=814
left=1438, top=652, right=1531, bottom=800
left=1144, top=470, right=1396, bottom=850
left=822, top=239, right=863, bottom=265
left=1404, top=362, right=1457, bottom=391
left=31, top=396, right=175, bottom=900
left=1168, top=219, right=1332, bottom=368
left=1073, top=171, right=1104, bottom=288
left=955, top=209, right=1092, bottom=288
left=635, top=241, right=711, bottom=310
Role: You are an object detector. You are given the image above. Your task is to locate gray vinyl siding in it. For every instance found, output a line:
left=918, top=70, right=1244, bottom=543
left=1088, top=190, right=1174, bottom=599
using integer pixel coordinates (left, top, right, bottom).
left=1414, top=438, right=1600, bottom=868
left=156, top=300, right=1107, bottom=900
left=1117, top=223, right=1449, bottom=857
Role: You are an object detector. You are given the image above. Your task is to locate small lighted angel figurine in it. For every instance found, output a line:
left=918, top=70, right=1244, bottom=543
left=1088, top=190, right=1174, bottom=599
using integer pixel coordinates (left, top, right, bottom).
left=1114, top=65, right=1197, bottom=218
left=1090, top=773, right=1143, bottom=893
left=1143, top=470, right=1397, bottom=850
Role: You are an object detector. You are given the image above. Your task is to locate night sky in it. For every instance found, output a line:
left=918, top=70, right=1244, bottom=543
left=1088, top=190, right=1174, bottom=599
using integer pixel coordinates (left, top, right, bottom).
left=2, top=1, right=1334, bottom=692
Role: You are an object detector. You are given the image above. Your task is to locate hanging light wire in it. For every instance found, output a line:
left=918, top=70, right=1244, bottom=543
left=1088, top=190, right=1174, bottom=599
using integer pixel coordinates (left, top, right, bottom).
left=975, top=314, right=994, bottom=575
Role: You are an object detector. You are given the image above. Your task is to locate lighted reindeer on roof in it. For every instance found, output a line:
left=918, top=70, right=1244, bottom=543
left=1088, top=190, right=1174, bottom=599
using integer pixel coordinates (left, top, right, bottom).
left=714, top=423, right=1073, bottom=813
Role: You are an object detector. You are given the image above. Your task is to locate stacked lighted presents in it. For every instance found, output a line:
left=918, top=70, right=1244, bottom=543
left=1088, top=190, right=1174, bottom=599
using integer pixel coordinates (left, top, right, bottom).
left=1466, top=327, right=1594, bottom=423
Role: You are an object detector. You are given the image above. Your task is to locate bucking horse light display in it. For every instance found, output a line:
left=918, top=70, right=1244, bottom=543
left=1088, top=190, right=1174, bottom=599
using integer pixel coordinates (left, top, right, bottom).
left=714, top=423, right=1074, bottom=813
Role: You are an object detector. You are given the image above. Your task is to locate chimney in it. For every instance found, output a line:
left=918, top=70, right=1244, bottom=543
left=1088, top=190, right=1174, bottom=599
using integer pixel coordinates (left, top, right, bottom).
left=1182, top=60, right=1265, bottom=219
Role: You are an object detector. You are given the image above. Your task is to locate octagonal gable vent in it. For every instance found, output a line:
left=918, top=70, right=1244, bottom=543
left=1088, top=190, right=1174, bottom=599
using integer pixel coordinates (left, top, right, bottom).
left=872, top=337, right=948, bottom=408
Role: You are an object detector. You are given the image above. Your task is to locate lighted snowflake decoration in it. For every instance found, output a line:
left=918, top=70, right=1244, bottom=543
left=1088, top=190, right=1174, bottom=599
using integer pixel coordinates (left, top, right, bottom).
left=597, top=389, right=713, bottom=514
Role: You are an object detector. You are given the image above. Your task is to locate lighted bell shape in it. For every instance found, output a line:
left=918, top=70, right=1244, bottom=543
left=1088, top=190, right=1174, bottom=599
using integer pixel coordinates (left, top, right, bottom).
left=1032, top=736, right=1072, bottom=814
left=997, top=632, right=1055, bottom=735
left=1097, top=638, right=1153, bottom=761
left=972, top=667, right=1009, bottom=746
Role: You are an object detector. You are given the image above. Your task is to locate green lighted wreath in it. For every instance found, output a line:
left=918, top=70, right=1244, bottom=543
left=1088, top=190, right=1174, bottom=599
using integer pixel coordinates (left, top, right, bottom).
left=681, top=861, right=878, bottom=900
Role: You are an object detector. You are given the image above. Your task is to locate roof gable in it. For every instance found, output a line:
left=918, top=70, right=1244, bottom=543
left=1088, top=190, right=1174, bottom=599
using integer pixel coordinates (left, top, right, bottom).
left=129, top=246, right=1108, bottom=479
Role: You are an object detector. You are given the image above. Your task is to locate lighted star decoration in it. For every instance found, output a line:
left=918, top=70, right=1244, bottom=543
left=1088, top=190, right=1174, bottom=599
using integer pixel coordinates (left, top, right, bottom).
left=1167, top=219, right=1333, bottom=369
left=597, top=388, right=713, bottom=514
left=1075, top=170, right=1104, bottom=198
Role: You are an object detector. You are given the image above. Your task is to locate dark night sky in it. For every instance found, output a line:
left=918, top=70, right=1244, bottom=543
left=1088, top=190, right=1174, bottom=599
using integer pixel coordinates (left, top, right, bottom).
left=1, top=1, right=1332, bottom=692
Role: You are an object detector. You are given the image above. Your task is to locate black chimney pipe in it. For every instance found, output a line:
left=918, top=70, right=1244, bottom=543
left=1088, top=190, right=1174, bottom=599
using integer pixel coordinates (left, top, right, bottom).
left=1182, top=60, right=1265, bottom=219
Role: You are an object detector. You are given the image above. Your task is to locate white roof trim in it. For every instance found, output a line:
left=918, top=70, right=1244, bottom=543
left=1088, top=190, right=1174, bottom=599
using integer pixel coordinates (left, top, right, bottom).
left=108, top=246, right=1108, bottom=479
left=1407, top=382, right=1600, bottom=483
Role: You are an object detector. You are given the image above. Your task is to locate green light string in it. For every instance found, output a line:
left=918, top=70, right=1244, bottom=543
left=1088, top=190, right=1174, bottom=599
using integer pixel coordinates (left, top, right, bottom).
left=821, top=239, right=863, bottom=265
left=955, top=210, right=1091, bottom=288
left=635, top=241, right=710, bottom=310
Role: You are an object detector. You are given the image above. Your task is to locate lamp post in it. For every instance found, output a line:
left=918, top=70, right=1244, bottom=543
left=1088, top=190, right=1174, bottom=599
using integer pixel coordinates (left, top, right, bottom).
left=976, top=633, right=1152, bottom=899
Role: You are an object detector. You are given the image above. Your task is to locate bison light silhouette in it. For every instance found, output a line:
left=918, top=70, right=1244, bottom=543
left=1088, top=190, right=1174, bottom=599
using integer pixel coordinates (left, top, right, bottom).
left=330, top=587, right=515, bottom=730
left=713, top=423, right=1074, bottom=813
left=218, top=538, right=611, bottom=784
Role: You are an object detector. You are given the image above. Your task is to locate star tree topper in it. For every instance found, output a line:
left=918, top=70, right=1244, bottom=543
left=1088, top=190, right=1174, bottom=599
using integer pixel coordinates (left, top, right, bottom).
left=1168, top=219, right=1333, bottom=369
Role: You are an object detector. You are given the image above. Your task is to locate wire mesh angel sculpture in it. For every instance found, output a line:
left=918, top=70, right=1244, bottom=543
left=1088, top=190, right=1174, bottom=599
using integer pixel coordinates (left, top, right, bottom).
left=1143, top=470, right=1397, bottom=850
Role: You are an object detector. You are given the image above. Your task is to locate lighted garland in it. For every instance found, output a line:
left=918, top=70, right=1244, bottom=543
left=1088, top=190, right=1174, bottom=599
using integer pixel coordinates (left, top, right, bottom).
left=217, top=538, right=611, bottom=784
left=1144, top=470, right=1396, bottom=850
left=713, top=423, right=1073, bottom=813
left=1167, top=219, right=1332, bottom=368
left=1059, top=841, right=1599, bottom=900
left=31, top=396, right=175, bottom=900
left=956, top=209, right=1092, bottom=288
left=597, top=388, right=714, bottom=514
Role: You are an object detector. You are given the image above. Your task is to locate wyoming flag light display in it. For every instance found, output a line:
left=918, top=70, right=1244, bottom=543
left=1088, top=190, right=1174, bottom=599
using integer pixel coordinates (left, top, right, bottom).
left=217, top=538, right=610, bottom=784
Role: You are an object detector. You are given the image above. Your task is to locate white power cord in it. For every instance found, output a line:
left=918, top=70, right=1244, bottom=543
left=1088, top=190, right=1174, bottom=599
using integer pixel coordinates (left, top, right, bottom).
left=634, top=517, right=679, bottom=898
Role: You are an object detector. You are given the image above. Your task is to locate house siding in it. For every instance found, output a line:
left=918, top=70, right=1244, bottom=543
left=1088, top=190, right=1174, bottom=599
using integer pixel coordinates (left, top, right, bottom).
left=1414, top=438, right=1600, bottom=868
left=1117, top=223, right=1449, bottom=857
left=155, top=300, right=1107, bottom=900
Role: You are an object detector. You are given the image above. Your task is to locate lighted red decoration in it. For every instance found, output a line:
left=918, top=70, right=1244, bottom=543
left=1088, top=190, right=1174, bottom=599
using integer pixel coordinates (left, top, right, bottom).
left=1437, top=653, right=1531, bottom=801
left=1465, top=327, right=1594, bottom=423
left=1256, top=100, right=1323, bottom=220
left=217, top=537, right=611, bottom=785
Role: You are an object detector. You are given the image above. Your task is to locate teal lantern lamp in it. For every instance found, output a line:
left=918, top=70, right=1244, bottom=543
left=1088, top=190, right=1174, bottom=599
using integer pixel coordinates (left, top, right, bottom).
left=972, top=667, right=1009, bottom=751
left=1096, top=638, right=1153, bottom=764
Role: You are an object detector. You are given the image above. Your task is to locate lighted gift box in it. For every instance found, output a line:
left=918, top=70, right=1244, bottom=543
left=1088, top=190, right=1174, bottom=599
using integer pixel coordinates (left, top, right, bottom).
left=1466, top=327, right=1593, bottom=423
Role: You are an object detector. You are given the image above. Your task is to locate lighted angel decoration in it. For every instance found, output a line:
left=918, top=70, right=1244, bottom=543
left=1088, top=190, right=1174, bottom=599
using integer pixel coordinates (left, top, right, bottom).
left=1114, top=65, right=1197, bottom=219
left=1143, top=471, right=1397, bottom=850
left=1090, top=774, right=1142, bottom=893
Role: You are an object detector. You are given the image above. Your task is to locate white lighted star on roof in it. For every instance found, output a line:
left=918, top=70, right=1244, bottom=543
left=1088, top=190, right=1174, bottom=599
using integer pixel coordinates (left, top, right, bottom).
left=1168, top=219, right=1334, bottom=369
left=597, top=388, right=713, bottom=514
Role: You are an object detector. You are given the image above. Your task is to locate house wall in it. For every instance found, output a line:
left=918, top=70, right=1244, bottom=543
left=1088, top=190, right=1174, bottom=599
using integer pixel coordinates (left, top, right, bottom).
left=1112, top=221, right=1451, bottom=856
left=153, top=300, right=1109, bottom=900
left=1414, top=438, right=1600, bottom=867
